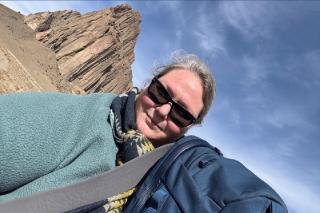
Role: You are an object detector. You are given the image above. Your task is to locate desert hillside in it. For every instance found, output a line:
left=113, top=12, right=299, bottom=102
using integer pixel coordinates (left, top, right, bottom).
left=0, top=3, right=140, bottom=95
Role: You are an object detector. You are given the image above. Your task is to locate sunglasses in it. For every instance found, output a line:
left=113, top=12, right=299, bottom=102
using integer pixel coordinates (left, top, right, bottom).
left=148, top=78, right=197, bottom=127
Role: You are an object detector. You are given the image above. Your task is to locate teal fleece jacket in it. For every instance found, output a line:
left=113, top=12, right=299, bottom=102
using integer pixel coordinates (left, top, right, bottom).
left=0, top=92, right=117, bottom=202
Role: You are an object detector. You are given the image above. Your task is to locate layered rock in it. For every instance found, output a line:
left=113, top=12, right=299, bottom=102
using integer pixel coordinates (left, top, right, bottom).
left=0, top=3, right=139, bottom=95
left=24, top=4, right=140, bottom=94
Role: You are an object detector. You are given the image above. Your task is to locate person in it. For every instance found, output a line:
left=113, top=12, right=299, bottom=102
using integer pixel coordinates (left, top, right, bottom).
left=135, top=54, right=214, bottom=147
left=0, top=52, right=215, bottom=203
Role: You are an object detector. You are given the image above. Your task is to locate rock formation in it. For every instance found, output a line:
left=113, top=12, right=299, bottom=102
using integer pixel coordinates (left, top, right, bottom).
left=0, top=3, right=140, bottom=95
left=24, top=4, right=140, bottom=94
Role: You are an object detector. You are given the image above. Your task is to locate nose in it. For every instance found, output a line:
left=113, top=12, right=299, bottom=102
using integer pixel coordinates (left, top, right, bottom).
left=155, top=102, right=172, bottom=119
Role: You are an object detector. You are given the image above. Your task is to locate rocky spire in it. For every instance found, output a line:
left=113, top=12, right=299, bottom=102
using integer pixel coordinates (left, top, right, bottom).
left=0, top=3, right=140, bottom=95
left=24, top=4, right=140, bottom=94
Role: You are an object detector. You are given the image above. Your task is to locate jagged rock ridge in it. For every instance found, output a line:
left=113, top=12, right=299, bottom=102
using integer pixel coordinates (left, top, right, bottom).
left=24, top=4, right=140, bottom=94
left=0, top=3, right=140, bottom=95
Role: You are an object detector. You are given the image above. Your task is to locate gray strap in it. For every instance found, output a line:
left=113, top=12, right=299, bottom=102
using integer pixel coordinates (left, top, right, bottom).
left=0, top=143, right=173, bottom=213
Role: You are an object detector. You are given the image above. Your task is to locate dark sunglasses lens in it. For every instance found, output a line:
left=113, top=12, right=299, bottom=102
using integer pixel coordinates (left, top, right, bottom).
left=170, top=104, right=194, bottom=127
left=149, top=80, right=169, bottom=104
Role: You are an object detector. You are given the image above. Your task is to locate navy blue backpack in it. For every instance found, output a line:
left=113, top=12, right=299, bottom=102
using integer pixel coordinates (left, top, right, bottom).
left=124, top=136, right=287, bottom=213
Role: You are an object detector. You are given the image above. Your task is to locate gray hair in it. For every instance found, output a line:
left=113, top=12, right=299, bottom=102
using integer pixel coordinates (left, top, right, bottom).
left=154, top=53, right=216, bottom=124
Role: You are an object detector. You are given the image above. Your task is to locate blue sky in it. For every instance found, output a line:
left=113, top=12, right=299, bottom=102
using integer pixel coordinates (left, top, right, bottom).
left=1, top=1, right=319, bottom=212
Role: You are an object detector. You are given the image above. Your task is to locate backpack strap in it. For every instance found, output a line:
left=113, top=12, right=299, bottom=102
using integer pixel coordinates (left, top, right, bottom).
left=0, top=143, right=174, bottom=213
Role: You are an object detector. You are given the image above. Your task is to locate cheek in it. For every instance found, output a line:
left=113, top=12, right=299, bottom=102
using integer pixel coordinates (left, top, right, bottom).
left=166, top=120, right=184, bottom=136
left=141, top=95, right=155, bottom=108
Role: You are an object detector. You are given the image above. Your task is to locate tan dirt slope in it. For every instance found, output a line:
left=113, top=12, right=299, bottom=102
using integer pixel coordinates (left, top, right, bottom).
left=0, top=4, right=72, bottom=94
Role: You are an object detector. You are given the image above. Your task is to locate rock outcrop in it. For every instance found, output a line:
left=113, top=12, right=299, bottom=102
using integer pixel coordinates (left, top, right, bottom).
left=24, top=4, right=140, bottom=94
left=0, top=3, right=140, bottom=95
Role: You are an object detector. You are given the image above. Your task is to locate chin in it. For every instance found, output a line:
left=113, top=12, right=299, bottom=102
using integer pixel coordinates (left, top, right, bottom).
left=137, top=120, right=154, bottom=137
left=138, top=123, right=162, bottom=146
left=146, top=130, right=174, bottom=147
left=141, top=126, right=161, bottom=142
left=137, top=114, right=178, bottom=146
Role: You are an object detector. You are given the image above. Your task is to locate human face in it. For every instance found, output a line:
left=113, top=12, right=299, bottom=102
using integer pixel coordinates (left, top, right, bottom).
left=135, top=69, right=204, bottom=147
left=148, top=78, right=197, bottom=127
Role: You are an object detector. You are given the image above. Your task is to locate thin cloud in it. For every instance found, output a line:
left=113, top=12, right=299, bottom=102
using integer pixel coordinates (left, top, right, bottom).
left=280, top=51, right=320, bottom=91
left=174, top=29, right=182, bottom=47
left=305, top=50, right=320, bottom=72
left=220, top=1, right=273, bottom=39
left=213, top=96, right=231, bottom=113
left=242, top=56, right=269, bottom=84
left=1, top=1, right=33, bottom=14
left=131, top=59, right=151, bottom=89
left=303, top=50, right=320, bottom=84
left=274, top=133, right=306, bottom=158
left=1, top=1, right=122, bottom=15
left=194, top=3, right=226, bottom=57
left=1, top=1, right=77, bottom=14
left=230, top=110, right=240, bottom=128
left=243, top=92, right=265, bottom=105
left=143, top=1, right=184, bottom=26
left=251, top=161, right=320, bottom=213
left=265, top=108, right=312, bottom=130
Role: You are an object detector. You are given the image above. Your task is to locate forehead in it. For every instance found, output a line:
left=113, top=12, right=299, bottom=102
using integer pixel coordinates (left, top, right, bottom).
left=158, top=69, right=204, bottom=117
